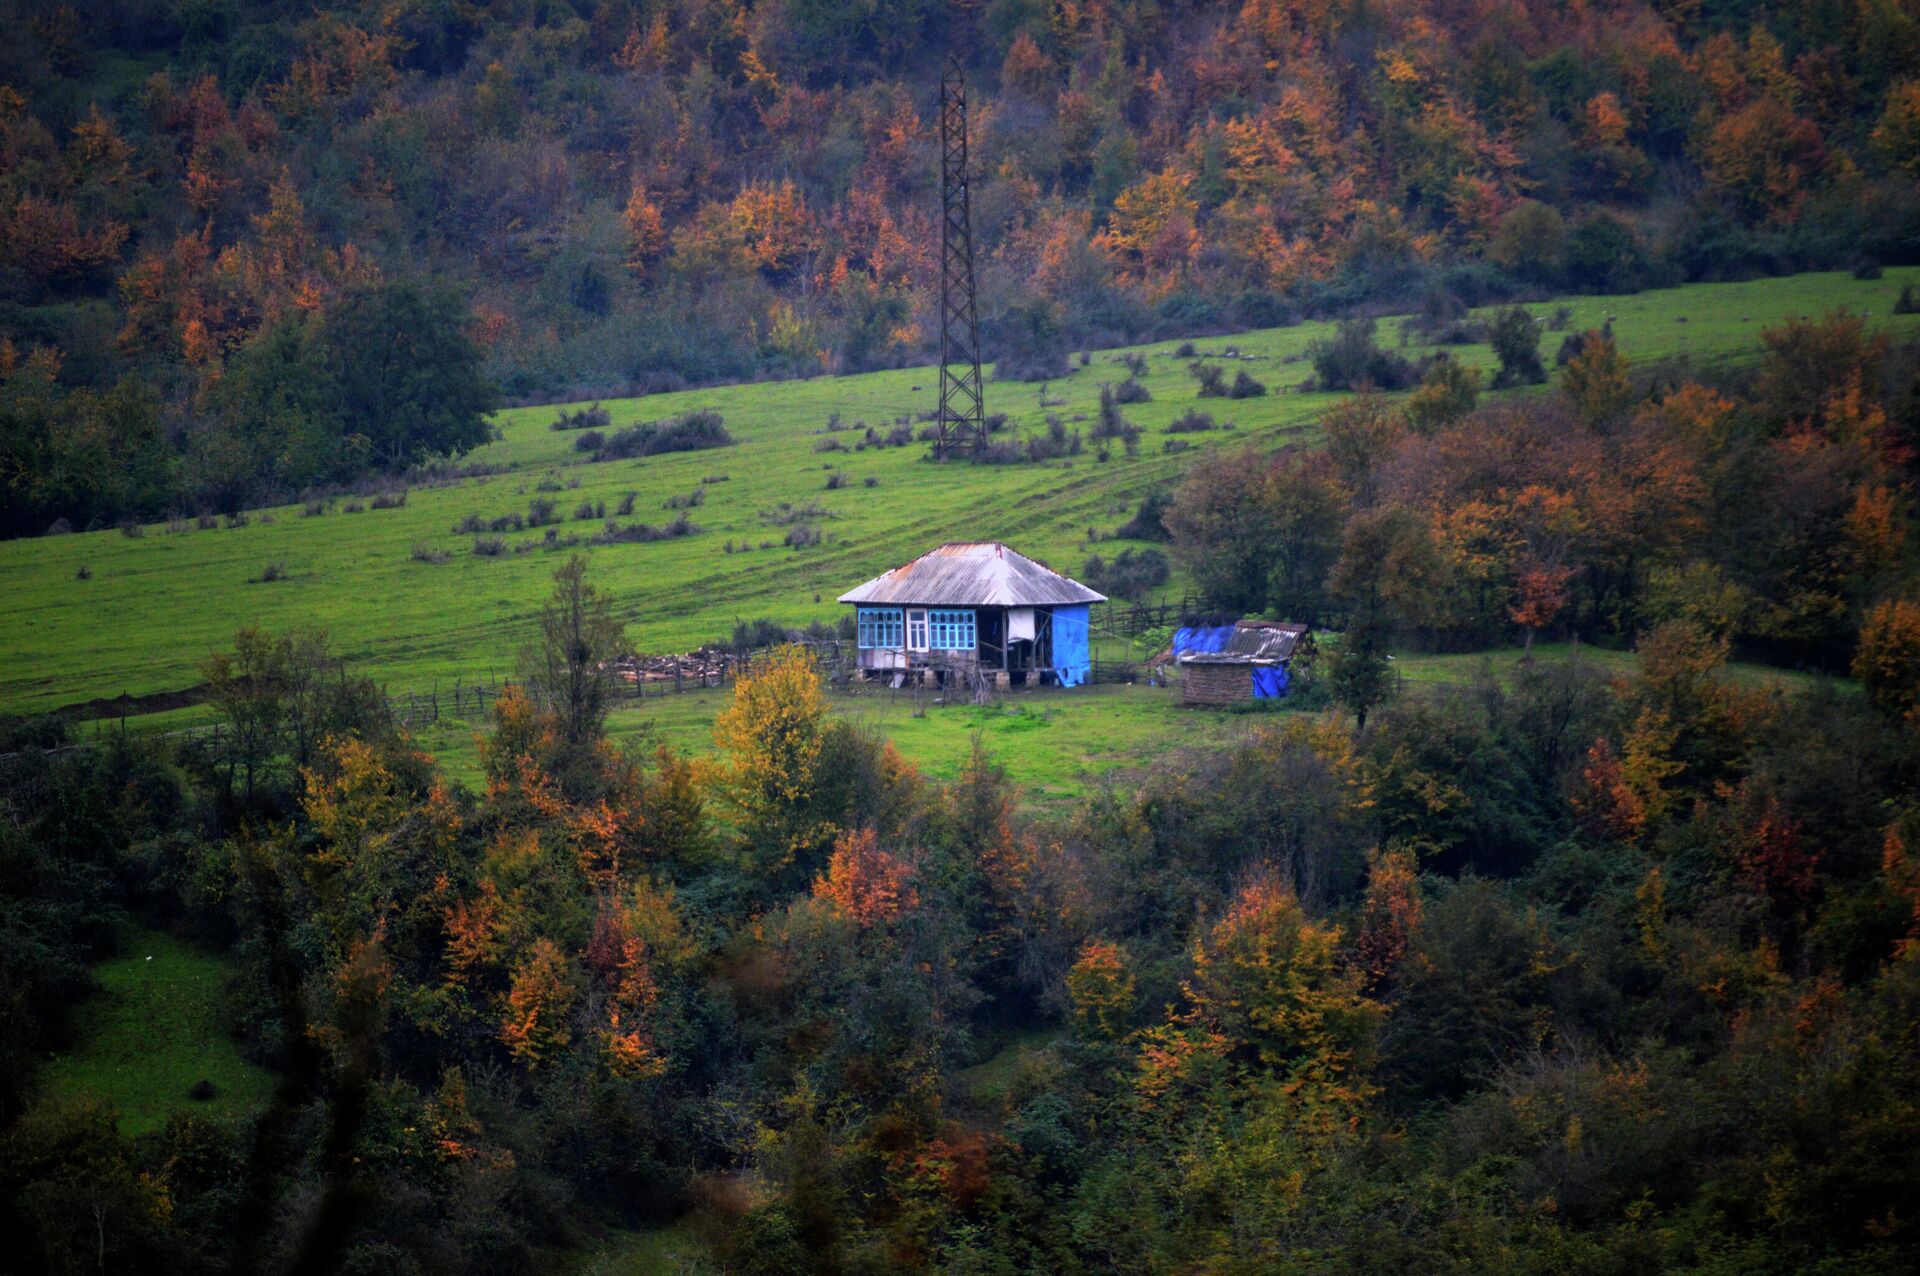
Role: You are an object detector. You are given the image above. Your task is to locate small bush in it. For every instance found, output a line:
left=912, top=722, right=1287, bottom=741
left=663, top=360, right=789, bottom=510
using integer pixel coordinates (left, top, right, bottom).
left=1548, top=305, right=1574, bottom=331
left=785, top=524, right=822, bottom=549
left=1853, top=259, right=1883, bottom=280
left=760, top=500, right=834, bottom=525
left=119, top=518, right=144, bottom=538
left=1166, top=409, right=1220, bottom=433
left=1122, top=352, right=1149, bottom=376
left=46, top=517, right=73, bottom=535
left=303, top=499, right=328, bottom=517
left=255, top=562, right=284, bottom=582
left=1116, top=489, right=1172, bottom=542
left=528, top=497, right=559, bottom=526
left=75, top=563, right=91, bottom=579
left=587, top=410, right=733, bottom=459
left=825, top=472, right=848, bottom=490
left=1190, top=361, right=1227, bottom=396
left=1174, top=340, right=1196, bottom=357
left=616, top=490, right=637, bottom=515
left=411, top=542, right=449, bottom=564
left=664, top=488, right=705, bottom=510
left=1113, top=376, right=1151, bottom=404
left=1490, top=305, right=1547, bottom=387
left=1895, top=284, right=1919, bottom=315
left=1228, top=370, right=1267, bottom=399
left=1306, top=317, right=1416, bottom=391
left=166, top=516, right=188, bottom=534
left=370, top=490, right=407, bottom=510
left=226, top=511, right=250, bottom=528
left=1163, top=438, right=1190, bottom=453
left=814, top=436, right=846, bottom=452
left=550, top=402, right=611, bottom=431
left=341, top=499, right=365, bottom=514
left=573, top=430, right=606, bottom=453
left=196, top=512, right=218, bottom=530
left=863, top=475, right=878, bottom=488
left=472, top=535, right=506, bottom=557
left=1083, top=547, right=1171, bottom=599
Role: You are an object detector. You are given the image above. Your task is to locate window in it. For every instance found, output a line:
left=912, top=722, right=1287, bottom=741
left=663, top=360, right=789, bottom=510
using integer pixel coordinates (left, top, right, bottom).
left=857, top=607, right=903, bottom=649
left=907, top=609, right=928, bottom=650
left=928, top=608, right=976, bottom=651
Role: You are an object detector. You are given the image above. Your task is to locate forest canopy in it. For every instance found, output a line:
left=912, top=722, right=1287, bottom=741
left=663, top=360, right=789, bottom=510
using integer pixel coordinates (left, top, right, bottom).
left=4, top=0, right=1920, bottom=525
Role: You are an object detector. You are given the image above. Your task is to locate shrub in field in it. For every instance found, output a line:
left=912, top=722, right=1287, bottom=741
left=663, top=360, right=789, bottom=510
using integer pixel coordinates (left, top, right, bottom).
left=196, top=513, right=218, bottom=529
left=303, top=499, right=328, bottom=516
left=255, top=562, right=284, bottom=582
left=1167, top=409, right=1221, bottom=433
left=1191, top=361, right=1228, bottom=396
left=572, top=430, right=606, bottom=453
left=45, top=517, right=72, bottom=535
left=411, top=542, right=449, bottom=564
left=616, top=490, right=637, bottom=515
left=227, top=511, right=249, bottom=528
left=550, top=402, right=610, bottom=431
left=761, top=500, right=833, bottom=525
left=1163, top=438, right=1189, bottom=453
left=75, top=563, right=90, bottom=579
left=588, top=411, right=733, bottom=459
left=863, top=475, right=877, bottom=487
left=1896, top=284, right=1919, bottom=315
left=825, top=472, right=848, bottom=489
left=453, top=513, right=485, bottom=533
left=1307, top=317, right=1416, bottom=391
left=1122, top=352, right=1149, bottom=376
left=785, top=524, right=822, bottom=549
left=1117, top=489, right=1172, bottom=541
left=1405, top=358, right=1483, bottom=433
left=573, top=500, right=604, bottom=521
left=815, top=437, right=846, bottom=452
left=1084, top=546, right=1170, bottom=599
left=591, top=515, right=697, bottom=545
left=341, top=499, right=364, bottom=514
left=1113, top=376, right=1151, bottom=403
left=1228, top=369, right=1267, bottom=398
left=1490, top=306, right=1547, bottom=386
left=369, top=490, right=407, bottom=510
left=472, top=535, right=506, bottom=556
left=119, top=518, right=143, bottom=537
left=663, top=488, right=704, bottom=509
left=528, top=498, right=559, bottom=526
left=167, top=515, right=188, bottom=533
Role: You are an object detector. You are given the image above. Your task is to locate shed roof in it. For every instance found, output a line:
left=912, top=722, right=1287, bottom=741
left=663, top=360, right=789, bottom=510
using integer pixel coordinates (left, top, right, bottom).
left=838, top=542, right=1107, bottom=608
left=1176, top=619, right=1310, bottom=665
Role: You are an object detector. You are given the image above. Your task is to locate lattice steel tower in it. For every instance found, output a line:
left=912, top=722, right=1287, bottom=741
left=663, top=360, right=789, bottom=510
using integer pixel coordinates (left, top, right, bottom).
left=934, top=53, right=986, bottom=458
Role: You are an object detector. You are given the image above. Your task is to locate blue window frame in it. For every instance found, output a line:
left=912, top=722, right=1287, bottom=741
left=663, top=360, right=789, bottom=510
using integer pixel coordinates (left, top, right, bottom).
left=857, top=607, right=903, bottom=649
left=928, top=608, right=976, bottom=651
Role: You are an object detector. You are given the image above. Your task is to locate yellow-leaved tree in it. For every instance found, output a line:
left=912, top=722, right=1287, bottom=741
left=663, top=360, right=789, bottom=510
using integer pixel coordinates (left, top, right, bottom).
left=710, top=644, right=833, bottom=878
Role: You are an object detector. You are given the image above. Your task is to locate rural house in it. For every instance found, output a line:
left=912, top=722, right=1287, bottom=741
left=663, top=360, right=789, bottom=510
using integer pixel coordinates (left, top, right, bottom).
left=839, top=542, right=1106, bottom=688
left=1173, top=620, right=1313, bottom=705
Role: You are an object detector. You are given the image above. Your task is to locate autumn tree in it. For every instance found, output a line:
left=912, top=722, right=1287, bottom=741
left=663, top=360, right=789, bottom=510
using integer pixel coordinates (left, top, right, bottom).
left=712, top=644, right=833, bottom=878
left=522, top=554, right=630, bottom=751
left=1855, top=599, right=1920, bottom=719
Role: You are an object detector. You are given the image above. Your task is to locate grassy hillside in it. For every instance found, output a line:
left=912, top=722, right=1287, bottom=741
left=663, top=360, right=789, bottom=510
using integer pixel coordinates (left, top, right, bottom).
left=5, top=269, right=1916, bottom=718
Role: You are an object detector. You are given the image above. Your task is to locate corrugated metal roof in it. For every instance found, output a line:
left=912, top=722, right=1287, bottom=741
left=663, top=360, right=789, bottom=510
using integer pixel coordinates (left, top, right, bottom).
left=1178, top=620, right=1309, bottom=665
left=838, top=542, right=1107, bottom=607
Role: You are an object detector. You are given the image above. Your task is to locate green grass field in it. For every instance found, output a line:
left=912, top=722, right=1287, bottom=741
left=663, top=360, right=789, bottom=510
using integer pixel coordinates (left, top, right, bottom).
left=42, top=925, right=274, bottom=1138
left=5, top=269, right=1914, bottom=721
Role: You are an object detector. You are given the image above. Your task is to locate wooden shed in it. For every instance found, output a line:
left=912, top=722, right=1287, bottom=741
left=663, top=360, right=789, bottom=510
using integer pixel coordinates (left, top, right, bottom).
left=1174, top=620, right=1311, bottom=706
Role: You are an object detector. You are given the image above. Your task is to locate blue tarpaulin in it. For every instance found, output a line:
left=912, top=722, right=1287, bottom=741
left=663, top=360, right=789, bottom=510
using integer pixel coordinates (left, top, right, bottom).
left=1251, top=664, right=1290, bottom=699
left=1172, top=624, right=1236, bottom=654
left=1053, top=604, right=1091, bottom=687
